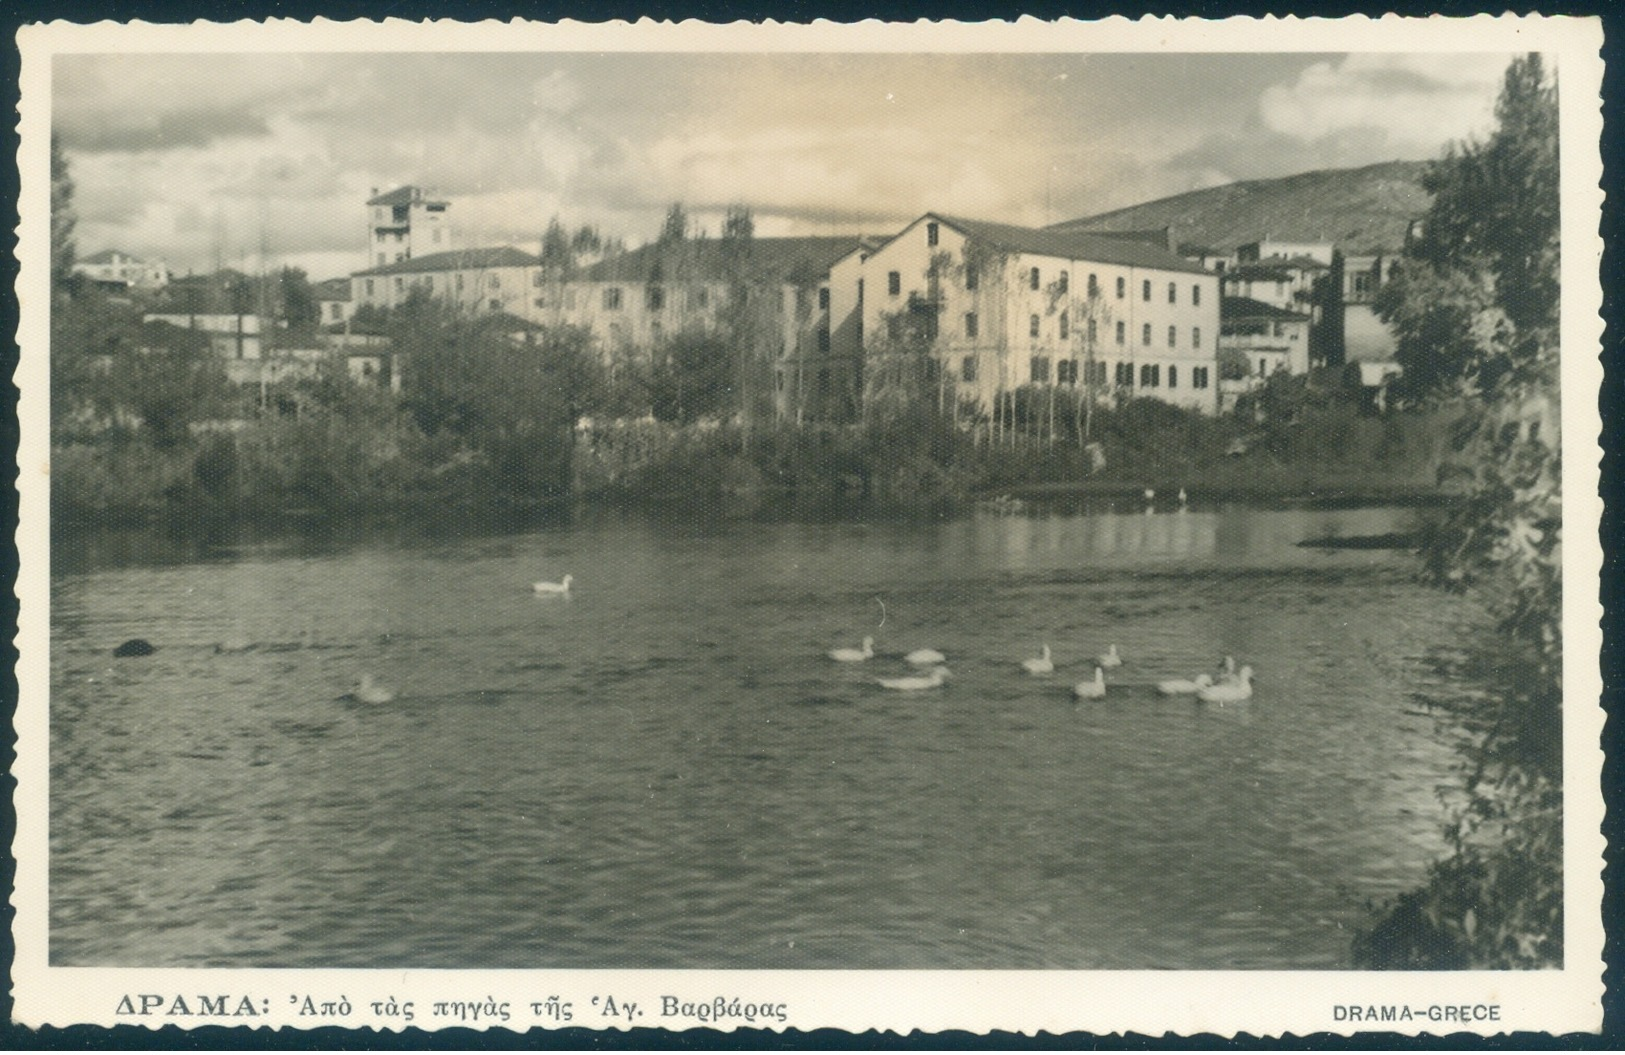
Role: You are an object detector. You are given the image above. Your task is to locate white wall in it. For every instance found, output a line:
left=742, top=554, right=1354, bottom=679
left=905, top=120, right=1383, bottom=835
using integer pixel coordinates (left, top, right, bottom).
left=859, top=216, right=1221, bottom=414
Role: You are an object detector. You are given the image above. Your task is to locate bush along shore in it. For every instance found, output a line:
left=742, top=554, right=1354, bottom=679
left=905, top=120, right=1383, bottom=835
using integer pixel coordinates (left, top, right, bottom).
left=50, top=380, right=1462, bottom=530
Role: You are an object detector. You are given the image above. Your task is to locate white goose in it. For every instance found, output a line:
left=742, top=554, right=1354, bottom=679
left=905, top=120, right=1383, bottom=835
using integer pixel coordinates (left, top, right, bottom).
left=829, top=636, right=875, bottom=663
left=905, top=647, right=946, bottom=666
left=878, top=666, right=949, bottom=691
left=1073, top=666, right=1107, bottom=699
left=1021, top=644, right=1054, bottom=675
left=1158, top=673, right=1213, bottom=696
left=344, top=673, right=396, bottom=705
left=533, top=574, right=573, bottom=596
left=1198, top=666, right=1254, bottom=703
left=1098, top=644, right=1123, bottom=668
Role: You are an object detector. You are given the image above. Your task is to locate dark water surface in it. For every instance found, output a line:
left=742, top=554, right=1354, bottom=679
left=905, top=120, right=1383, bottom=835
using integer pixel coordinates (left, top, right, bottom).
left=50, top=504, right=1483, bottom=968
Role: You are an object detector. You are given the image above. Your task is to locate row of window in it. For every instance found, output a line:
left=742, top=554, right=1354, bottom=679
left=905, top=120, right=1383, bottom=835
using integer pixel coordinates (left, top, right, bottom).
left=959, top=357, right=1211, bottom=390
left=965, top=312, right=1203, bottom=350
left=364, top=272, right=503, bottom=297
left=891, top=265, right=1205, bottom=306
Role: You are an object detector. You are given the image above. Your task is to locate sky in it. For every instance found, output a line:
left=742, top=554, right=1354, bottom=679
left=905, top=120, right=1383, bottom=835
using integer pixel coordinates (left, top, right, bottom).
left=53, top=50, right=1518, bottom=282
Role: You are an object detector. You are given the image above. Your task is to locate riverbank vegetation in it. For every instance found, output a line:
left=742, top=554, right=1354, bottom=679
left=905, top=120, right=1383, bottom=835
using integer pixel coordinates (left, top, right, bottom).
left=1351, top=53, right=1563, bottom=969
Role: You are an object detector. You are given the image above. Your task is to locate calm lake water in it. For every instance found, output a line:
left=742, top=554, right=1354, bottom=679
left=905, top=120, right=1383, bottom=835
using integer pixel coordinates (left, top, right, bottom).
left=50, top=502, right=1485, bottom=968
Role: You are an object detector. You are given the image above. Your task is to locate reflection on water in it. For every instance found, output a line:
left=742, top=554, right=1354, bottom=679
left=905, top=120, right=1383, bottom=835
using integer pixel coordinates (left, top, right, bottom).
left=968, top=505, right=1409, bottom=566
left=50, top=504, right=1484, bottom=969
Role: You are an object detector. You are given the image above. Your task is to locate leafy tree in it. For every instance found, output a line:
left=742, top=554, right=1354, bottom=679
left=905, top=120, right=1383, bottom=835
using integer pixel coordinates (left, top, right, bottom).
left=1216, top=346, right=1251, bottom=381
left=1355, top=52, right=1563, bottom=970
left=570, top=224, right=603, bottom=258
left=721, top=205, right=754, bottom=244
left=650, top=330, right=733, bottom=424
left=1378, top=53, right=1559, bottom=400
left=123, top=322, right=232, bottom=447
left=540, top=216, right=573, bottom=276
left=396, top=294, right=601, bottom=501
left=658, top=203, right=690, bottom=245
left=50, top=133, right=76, bottom=293
left=278, top=267, right=320, bottom=333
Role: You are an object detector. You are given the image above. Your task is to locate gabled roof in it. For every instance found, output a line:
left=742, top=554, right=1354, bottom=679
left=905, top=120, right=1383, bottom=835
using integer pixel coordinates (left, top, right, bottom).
left=910, top=214, right=1211, bottom=275
left=353, top=246, right=540, bottom=277
left=367, top=185, right=445, bottom=208
left=313, top=277, right=352, bottom=300
left=1221, top=295, right=1311, bottom=321
left=78, top=248, right=149, bottom=265
left=577, top=236, right=865, bottom=285
left=1223, top=258, right=1328, bottom=283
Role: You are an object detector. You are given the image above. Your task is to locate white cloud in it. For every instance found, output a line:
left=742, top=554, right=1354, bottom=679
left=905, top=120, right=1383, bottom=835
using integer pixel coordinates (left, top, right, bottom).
left=1259, top=53, right=1509, bottom=154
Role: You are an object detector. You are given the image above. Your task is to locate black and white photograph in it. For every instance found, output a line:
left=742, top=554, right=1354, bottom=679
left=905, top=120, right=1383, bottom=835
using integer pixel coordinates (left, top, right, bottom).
left=12, top=14, right=1606, bottom=1036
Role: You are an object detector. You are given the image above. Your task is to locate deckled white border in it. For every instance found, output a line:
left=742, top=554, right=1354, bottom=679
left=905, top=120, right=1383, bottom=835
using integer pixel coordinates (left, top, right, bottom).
left=13, top=14, right=1607, bottom=1036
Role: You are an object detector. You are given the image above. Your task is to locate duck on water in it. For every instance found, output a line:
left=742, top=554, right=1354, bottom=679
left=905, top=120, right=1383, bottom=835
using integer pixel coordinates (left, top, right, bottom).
left=878, top=667, right=950, bottom=691
left=829, top=637, right=875, bottom=663
left=340, top=674, right=396, bottom=704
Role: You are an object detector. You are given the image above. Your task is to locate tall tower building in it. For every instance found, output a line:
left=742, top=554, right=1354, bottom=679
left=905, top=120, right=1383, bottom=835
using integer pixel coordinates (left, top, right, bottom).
left=366, top=186, right=450, bottom=268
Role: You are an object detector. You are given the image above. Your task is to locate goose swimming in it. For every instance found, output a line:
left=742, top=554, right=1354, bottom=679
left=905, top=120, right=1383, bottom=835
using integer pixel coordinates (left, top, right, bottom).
left=342, top=673, right=396, bottom=705
left=1073, top=666, right=1107, bottom=699
left=877, top=666, right=949, bottom=691
left=533, top=574, right=573, bottom=595
left=830, top=636, right=875, bottom=663
left=1021, top=644, right=1054, bottom=675
left=1098, top=644, right=1123, bottom=668
left=906, top=647, right=947, bottom=666
left=1157, top=673, right=1213, bottom=696
left=1198, top=666, right=1254, bottom=703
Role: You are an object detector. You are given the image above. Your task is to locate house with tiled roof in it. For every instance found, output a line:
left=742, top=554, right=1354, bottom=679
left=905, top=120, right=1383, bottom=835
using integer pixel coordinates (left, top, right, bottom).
left=312, top=277, right=353, bottom=327
left=1219, top=295, right=1312, bottom=378
left=72, top=249, right=170, bottom=290
left=552, top=235, right=872, bottom=423
left=350, top=246, right=543, bottom=317
left=846, top=212, right=1222, bottom=415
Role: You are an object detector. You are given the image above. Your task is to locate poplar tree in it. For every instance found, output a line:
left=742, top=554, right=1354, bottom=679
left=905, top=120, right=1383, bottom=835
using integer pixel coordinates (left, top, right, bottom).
left=51, top=133, right=77, bottom=293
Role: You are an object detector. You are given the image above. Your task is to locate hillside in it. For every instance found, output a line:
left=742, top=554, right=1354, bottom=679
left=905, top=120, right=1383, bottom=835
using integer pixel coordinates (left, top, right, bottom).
left=1051, top=160, right=1432, bottom=256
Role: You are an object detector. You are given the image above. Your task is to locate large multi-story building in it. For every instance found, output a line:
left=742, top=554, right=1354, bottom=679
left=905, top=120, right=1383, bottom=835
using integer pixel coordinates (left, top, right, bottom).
left=550, top=236, right=867, bottom=422
left=349, top=246, right=542, bottom=316
left=366, top=185, right=451, bottom=269
left=845, top=213, right=1222, bottom=414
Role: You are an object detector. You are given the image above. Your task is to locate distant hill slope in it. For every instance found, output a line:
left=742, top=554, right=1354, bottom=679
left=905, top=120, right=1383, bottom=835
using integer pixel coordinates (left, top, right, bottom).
left=1051, top=160, right=1432, bottom=256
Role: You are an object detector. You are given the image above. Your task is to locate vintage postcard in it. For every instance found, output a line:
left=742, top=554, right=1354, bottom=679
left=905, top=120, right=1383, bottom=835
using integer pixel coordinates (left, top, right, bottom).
left=12, top=14, right=1606, bottom=1037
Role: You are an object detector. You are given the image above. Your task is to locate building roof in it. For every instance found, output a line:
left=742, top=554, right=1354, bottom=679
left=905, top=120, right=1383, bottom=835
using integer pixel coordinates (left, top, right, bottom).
left=1221, top=295, right=1311, bottom=321
left=77, top=248, right=149, bottom=265
left=577, top=236, right=866, bottom=285
left=924, top=214, right=1211, bottom=275
left=1064, top=226, right=1177, bottom=251
left=313, top=277, right=352, bottom=301
left=367, top=185, right=445, bottom=207
left=1224, top=258, right=1328, bottom=283
left=353, top=246, right=541, bottom=277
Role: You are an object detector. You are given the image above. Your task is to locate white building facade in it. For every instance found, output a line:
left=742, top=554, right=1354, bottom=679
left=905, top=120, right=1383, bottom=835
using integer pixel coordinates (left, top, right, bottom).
left=73, top=249, right=170, bottom=290
left=366, top=186, right=451, bottom=269
left=350, top=247, right=542, bottom=317
left=849, top=214, right=1222, bottom=414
